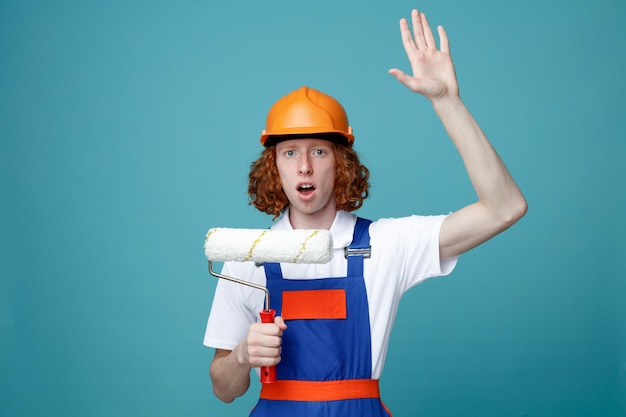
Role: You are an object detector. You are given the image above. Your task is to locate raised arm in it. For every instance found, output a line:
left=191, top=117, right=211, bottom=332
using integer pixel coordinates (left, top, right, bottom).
left=389, top=9, right=527, bottom=260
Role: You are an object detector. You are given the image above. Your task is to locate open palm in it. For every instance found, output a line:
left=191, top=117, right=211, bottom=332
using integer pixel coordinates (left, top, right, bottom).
left=389, top=9, right=459, bottom=101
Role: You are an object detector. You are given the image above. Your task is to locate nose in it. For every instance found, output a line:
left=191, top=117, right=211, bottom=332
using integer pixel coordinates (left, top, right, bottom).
left=298, top=153, right=312, bottom=175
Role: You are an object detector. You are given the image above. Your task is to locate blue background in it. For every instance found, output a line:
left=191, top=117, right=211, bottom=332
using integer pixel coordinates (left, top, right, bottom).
left=1, top=0, right=625, bottom=416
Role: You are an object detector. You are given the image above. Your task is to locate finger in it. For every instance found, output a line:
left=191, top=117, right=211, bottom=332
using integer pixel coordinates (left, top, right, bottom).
left=438, top=25, right=450, bottom=54
left=399, top=17, right=418, bottom=61
left=421, top=12, right=437, bottom=49
left=249, top=345, right=282, bottom=366
left=262, top=323, right=283, bottom=337
left=261, top=334, right=283, bottom=349
left=253, top=356, right=281, bottom=367
left=250, top=322, right=281, bottom=338
left=411, top=9, right=427, bottom=50
left=248, top=327, right=283, bottom=349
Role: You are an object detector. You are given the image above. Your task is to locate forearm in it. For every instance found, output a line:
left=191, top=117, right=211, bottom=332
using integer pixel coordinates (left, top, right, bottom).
left=432, top=95, right=527, bottom=259
left=209, top=346, right=252, bottom=403
left=432, top=95, right=527, bottom=220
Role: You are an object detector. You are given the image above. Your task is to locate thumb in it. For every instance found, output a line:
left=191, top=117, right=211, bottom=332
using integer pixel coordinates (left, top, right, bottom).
left=274, top=316, right=288, bottom=330
left=389, top=68, right=424, bottom=94
left=388, top=68, right=409, bottom=83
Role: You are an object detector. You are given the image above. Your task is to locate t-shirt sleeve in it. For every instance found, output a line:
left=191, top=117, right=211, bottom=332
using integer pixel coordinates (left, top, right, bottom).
left=370, top=214, right=458, bottom=294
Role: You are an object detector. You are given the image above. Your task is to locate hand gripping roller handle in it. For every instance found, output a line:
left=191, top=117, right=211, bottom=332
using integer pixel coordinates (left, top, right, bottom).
left=204, top=227, right=334, bottom=384
left=207, top=261, right=278, bottom=383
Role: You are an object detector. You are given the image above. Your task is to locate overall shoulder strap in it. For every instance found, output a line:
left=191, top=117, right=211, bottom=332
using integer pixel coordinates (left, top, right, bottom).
left=346, top=217, right=372, bottom=278
left=263, top=262, right=283, bottom=280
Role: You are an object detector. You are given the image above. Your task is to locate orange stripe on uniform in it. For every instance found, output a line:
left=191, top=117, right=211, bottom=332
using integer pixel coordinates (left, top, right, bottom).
left=281, top=289, right=346, bottom=320
left=260, top=379, right=380, bottom=402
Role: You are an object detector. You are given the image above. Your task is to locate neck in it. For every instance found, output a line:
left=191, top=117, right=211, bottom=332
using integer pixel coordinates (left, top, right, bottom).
left=288, top=208, right=337, bottom=230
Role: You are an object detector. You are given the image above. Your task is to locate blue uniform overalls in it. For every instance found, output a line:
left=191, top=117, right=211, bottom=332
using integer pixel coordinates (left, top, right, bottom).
left=250, top=218, right=392, bottom=417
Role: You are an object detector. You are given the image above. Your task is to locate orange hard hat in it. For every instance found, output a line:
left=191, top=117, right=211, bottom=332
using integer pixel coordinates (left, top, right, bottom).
left=260, top=86, right=354, bottom=147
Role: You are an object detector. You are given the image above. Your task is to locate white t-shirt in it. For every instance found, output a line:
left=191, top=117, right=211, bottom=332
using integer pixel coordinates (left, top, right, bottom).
left=204, top=209, right=458, bottom=379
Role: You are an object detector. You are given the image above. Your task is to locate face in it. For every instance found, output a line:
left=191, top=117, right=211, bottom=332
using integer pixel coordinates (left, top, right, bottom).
left=275, top=139, right=337, bottom=229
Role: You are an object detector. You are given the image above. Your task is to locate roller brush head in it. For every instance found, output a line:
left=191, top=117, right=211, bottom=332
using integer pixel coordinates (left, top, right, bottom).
left=204, top=228, right=333, bottom=264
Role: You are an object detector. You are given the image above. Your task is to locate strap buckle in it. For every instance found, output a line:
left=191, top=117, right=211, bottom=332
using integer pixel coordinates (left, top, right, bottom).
left=344, top=246, right=371, bottom=259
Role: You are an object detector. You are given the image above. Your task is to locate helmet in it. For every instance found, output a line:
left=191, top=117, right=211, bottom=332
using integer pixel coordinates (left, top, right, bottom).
left=260, top=86, right=354, bottom=146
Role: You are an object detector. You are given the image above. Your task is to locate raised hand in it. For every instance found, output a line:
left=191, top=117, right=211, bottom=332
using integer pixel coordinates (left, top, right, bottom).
left=389, top=9, right=459, bottom=101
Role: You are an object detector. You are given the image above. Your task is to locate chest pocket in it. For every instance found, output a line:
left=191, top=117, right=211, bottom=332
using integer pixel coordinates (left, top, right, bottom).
left=281, top=289, right=347, bottom=320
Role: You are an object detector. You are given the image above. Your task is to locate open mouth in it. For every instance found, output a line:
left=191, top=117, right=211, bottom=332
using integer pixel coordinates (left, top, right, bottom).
left=298, top=184, right=315, bottom=195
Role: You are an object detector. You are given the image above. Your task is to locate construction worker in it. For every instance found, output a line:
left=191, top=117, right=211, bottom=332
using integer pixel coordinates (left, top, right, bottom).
left=204, top=8, right=527, bottom=416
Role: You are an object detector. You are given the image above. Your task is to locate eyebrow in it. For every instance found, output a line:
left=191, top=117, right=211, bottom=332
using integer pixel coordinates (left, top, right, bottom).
left=309, top=141, right=333, bottom=148
left=278, top=141, right=332, bottom=150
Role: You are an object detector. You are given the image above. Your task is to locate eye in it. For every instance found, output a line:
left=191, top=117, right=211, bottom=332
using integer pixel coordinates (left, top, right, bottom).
left=284, top=150, right=296, bottom=157
left=313, top=148, right=325, bottom=156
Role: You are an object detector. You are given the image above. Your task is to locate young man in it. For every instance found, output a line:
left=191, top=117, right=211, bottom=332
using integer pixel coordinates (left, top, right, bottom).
left=204, top=8, right=527, bottom=416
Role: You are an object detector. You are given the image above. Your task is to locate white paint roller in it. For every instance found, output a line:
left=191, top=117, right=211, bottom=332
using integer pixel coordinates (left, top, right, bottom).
left=204, top=228, right=333, bottom=264
left=204, top=227, right=333, bottom=384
